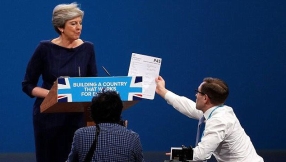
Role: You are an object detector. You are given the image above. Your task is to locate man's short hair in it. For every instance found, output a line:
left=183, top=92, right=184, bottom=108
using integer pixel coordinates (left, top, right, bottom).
left=90, top=90, right=123, bottom=123
left=201, top=77, right=229, bottom=105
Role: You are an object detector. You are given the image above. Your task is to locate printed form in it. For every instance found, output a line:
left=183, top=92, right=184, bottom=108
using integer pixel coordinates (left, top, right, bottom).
left=128, top=53, right=162, bottom=100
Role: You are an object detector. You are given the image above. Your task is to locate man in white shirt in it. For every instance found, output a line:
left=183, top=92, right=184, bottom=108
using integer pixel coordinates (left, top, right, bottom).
left=155, top=76, right=263, bottom=162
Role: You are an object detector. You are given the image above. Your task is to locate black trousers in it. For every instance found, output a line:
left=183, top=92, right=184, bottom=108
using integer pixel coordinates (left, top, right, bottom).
left=33, top=112, right=85, bottom=162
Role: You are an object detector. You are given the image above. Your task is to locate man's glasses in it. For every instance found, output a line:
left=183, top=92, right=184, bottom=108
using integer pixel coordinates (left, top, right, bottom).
left=195, top=90, right=211, bottom=99
left=195, top=89, right=205, bottom=95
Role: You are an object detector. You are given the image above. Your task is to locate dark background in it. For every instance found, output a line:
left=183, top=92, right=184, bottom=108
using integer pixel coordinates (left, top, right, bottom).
left=0, top=0, right=285, bottom=156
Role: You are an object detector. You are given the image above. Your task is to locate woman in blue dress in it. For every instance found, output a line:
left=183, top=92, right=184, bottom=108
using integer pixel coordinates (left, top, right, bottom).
left=22, top=2, right=97, bottom=162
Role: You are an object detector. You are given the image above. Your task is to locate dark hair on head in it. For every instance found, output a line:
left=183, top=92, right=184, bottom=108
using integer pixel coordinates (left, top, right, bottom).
left=201, top=77, right=229, bottom=105
left=90, top=90, right=123, bottom=123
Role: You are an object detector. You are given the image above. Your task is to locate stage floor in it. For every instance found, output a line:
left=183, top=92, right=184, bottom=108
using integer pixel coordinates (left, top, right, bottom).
left=0, top=150, right=285, bottom=162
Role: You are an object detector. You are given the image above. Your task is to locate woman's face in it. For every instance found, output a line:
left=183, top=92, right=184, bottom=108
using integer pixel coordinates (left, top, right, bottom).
left=61, top=16, right=82, bottom=40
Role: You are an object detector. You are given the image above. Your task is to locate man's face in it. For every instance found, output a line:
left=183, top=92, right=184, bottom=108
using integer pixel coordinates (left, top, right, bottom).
left=195, top=82, right=206, bottom=111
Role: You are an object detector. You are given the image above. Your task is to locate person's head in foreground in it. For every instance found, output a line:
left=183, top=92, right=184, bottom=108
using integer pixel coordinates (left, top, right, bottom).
left=90, top=90, right=123, bottom=124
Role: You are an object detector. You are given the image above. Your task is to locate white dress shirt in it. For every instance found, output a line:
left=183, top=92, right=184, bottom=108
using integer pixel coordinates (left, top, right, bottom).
left=165, top=91, right=264, bottom=162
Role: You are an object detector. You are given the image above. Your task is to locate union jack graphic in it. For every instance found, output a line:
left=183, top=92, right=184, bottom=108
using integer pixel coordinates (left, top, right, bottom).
left=57, top=78, right=72, bottom=102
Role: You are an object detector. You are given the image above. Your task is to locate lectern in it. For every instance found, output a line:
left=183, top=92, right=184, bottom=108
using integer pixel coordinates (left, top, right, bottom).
left=40, top=76, right=142, bottom=126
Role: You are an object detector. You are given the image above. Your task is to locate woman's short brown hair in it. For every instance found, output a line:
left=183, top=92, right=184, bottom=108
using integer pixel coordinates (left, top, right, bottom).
left=52, top=2, right=84, bottom=35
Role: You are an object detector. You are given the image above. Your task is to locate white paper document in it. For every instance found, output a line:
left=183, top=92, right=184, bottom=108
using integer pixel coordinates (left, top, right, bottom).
left=128, top=53, right=162, bottom=100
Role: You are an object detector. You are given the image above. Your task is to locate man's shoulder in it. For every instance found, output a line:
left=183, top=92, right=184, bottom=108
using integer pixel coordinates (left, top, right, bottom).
left=209, top=106, right=237, bottom=125
left=109, top=124, right=140, bottom=137
left=122, top=128, right=140, bottom=139
left=212, top=105, right=234, bottom=115
left=75, top=126, right=96, bottom=134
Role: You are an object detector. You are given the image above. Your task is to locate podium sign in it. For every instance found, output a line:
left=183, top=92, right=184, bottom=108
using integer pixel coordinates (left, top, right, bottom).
left=40, top=76, right=142, bottom=113
left=57, top=76, right=142, bottom=102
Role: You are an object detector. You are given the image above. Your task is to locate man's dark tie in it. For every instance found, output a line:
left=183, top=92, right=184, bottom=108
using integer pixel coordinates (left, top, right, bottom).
left=195, top=116, right=206, bottom=146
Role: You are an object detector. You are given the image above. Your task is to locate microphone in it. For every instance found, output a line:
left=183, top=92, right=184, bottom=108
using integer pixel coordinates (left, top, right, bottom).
left=102, top=66, right=111, bottom=76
